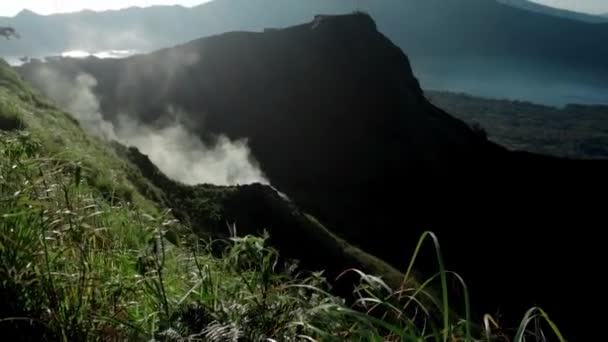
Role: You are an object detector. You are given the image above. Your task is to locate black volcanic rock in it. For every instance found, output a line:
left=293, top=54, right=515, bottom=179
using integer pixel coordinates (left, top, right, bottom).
left=17, top=13, right=608, bottom=340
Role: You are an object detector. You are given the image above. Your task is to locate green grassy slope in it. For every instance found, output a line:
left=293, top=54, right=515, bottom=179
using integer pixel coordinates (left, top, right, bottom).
left=0, top=58, right=402, bottom=341
left=0, top=59, right=564, bottom=341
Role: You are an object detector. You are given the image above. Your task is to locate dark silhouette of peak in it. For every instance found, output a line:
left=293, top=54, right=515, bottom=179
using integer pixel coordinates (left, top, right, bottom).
left=310, top=12, right=377, bottom=31
left=17, top=14, right=608, bottom=340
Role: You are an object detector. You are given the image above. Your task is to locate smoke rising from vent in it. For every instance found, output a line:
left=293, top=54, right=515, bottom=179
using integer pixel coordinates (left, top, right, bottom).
left=34, top=69, right=117, bottom=140
left=115, top=114, right=267, bottom=185
left=30, top=66, right=269, bottom=186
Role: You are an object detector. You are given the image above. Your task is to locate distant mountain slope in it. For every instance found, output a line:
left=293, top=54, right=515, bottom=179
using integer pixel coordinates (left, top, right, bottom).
left=18, top=13, right=608, bottom=340
left=497, top=0, right=608, bottom=23
left=426, top=90, right=608, bottom=158
left=3, top=0, right=608, bottom=105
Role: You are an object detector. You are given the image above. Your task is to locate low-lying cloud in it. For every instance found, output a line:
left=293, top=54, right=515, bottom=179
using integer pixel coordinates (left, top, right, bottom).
left=30, top=66, right=269, bottom=186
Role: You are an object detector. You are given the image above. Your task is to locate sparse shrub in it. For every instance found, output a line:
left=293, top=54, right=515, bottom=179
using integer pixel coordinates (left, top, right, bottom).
left=0, top=27, right=19, bottom=40
left=88, top=170, right=134, bottom=204
left=471, top=122, right=488, bottom=140
left=0, top=100, right=25, bottom=131
left=0, top=112, right=23, bottom=130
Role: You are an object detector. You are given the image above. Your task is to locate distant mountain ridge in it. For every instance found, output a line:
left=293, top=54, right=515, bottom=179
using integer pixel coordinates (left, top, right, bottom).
left=426, top=90, right=608, bottom=158
left=3, top=0, right=608, bottom=105
left=497, top=0, right=608, bottom=23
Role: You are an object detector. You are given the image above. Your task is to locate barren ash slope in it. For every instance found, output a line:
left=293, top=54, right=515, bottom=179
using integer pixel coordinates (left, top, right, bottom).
left=15, top=12, right=608, bottom=340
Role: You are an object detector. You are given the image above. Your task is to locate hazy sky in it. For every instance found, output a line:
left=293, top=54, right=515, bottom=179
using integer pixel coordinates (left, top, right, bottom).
left=532, top=0, right=608, bottom=14
left=0, top=0, right=606, bottom=16
left=0, top=1, right=209, bottom=16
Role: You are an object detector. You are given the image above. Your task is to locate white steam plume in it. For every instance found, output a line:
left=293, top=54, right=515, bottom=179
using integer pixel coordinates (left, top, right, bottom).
left=34, top=69, right=117, bottom=140
left=30, top=67, right=269, bottom=186
left=116, top=114, right=267, bottom=185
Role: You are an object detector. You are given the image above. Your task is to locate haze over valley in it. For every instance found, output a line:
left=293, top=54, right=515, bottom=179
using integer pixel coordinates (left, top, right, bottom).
left=2, top=0, right=608, bottom=106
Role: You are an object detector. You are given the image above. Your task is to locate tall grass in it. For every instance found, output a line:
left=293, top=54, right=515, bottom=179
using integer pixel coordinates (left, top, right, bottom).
left=0, top=130, right=568, bottom=341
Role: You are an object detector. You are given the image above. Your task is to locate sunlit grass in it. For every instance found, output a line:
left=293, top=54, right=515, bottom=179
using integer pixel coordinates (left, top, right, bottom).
left=0, top=129, right=568, bottom=341
left=0, top=61, right=567, bottom=341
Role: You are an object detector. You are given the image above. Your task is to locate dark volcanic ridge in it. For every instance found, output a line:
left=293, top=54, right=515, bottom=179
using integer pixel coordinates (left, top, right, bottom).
left=15, top=13, right=608, bottom=340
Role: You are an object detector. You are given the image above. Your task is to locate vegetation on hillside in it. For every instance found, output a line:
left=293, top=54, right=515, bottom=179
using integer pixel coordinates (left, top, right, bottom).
left=0, top=59, right=566, bottom=341
left=0, top=27, right=19, bottom=40
left=112, top=143, right=408, bottom=294
left=426, top=90, right=608, bottom=159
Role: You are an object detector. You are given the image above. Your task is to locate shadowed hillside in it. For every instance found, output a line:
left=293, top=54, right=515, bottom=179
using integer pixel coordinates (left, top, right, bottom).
left=1, top=58, right=439, bottom=341
left=112, top=142, right=405, bottom=293
left=16, top=13, right=608, bottom=340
